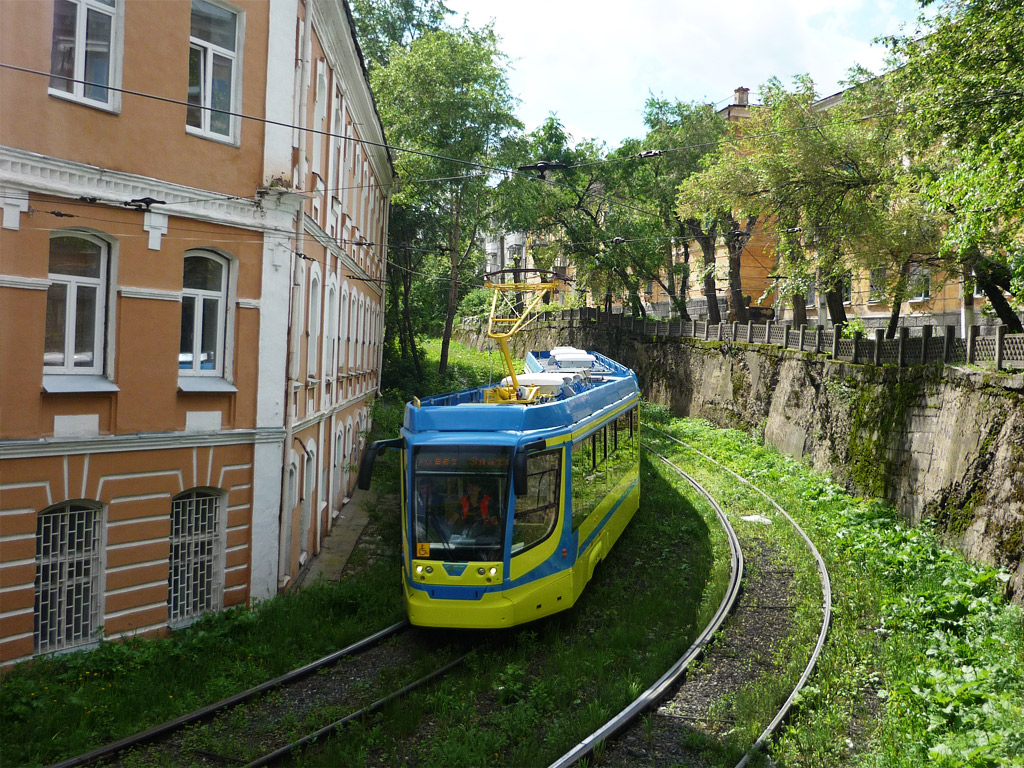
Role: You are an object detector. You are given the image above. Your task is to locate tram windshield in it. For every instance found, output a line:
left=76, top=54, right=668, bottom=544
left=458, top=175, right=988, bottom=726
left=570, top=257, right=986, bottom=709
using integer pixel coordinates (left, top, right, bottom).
left=412, top=445, right=510, bottom=561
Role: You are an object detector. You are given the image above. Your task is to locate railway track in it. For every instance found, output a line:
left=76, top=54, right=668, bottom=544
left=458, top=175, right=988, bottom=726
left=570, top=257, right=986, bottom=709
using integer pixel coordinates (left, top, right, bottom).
left=549, top=426, right=832, bottom=768
left=51, top=424, right=829, bottom=768
left=48, top=620, right=467, bottom=768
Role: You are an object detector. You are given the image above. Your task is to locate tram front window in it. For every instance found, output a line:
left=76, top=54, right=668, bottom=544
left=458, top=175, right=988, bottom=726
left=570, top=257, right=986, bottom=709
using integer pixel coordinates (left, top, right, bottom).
left=412, top=446, right=510, bottom=561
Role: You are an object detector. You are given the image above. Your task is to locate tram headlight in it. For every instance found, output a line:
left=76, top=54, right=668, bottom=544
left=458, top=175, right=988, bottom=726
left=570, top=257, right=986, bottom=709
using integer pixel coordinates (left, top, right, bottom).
left=489, top=567, right=497, bottom=576
left=425, top=566, right=433, bottom=574
left=416, top=565, right=423, bottom=574
left=477, top=567, right=485, bottom=575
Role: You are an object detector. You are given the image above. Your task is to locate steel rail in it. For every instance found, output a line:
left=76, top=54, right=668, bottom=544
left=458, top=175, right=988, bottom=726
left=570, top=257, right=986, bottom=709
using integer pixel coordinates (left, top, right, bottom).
left=652, top=427, right=833, bottom=768
left=547, top=442, right=744, bottom=768
left=48, top=619, right=409, bottom=768
left=241, top=653, right=470, bottom=768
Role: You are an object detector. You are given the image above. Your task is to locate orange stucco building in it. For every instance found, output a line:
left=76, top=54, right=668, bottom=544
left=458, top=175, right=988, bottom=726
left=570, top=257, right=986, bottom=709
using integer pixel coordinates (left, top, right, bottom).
left=0, top=0, right=392, bottom=665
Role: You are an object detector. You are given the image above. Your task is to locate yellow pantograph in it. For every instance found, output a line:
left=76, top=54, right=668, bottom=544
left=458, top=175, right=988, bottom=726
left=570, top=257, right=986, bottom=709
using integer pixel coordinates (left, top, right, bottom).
left=483, top=270, right=565, bottom=404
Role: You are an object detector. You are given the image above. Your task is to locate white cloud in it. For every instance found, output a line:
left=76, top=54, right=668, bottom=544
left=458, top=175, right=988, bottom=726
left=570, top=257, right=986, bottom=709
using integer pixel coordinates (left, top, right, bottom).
left=445, top=0, right=926, bottom=146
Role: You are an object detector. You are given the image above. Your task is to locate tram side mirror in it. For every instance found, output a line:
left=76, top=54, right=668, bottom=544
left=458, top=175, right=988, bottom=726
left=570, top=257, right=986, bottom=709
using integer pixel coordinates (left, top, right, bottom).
left=357, top=438, right=405, bottom=491
left=513, top=440, right=547, bottom=496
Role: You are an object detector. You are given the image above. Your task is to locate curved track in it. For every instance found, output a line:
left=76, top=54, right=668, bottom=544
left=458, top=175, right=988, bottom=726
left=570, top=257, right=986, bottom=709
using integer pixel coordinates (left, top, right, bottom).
left=658, top=429, right=833, bottom=768
left=49, top=620, right=409, bottom=768
left=548, top=442, right=745, bottom=768
left=549, top=428, right=832, bottom=768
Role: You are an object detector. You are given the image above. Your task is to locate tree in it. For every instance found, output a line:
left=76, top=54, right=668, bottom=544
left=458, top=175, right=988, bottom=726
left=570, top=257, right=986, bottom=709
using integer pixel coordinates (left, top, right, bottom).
left=372, top=25, right=522, bottom=374
left=680, top=75, right=943, bottom=331
left=886, top=0, right=1024, bottom=331
left=349, top=0, right=451, bottom=71
left=620, top=99, right=729, bottom=321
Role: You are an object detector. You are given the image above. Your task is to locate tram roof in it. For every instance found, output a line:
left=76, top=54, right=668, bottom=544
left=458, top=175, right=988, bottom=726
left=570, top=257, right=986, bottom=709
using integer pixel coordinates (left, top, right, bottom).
left=404, top=351, right=638, bottom=438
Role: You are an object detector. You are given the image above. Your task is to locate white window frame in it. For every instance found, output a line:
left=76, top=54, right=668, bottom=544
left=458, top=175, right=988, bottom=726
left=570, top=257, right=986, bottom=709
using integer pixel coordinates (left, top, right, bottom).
left=339, top=285, right=350, bottom=375
left=34, top=501, right=105, bottom=655
left=868, top=267, right=887, bottom=304
left=186, top=0, right=243, bottom=143
left=307, top=267, right=322, bottom=377
left=168, top=488, right=225, bottom=628
left=299, top=443, right=316, bottom=564
left=325, top=280, right=338, bottom=383
left=48, top=0, right=123, bottom=112
left=45, top=232, right=111, bottom=376
left=312, top=60, right=327, bottom=175
left=908, top=264, right=931, bottom=302
left=179, top=250, right=233, bottom=378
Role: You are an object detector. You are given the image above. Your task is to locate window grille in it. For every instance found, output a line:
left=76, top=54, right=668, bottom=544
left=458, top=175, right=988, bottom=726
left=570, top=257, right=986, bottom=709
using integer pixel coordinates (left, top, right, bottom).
left=168, top=490, right=223, bottom=626
left=35, top=502, right=102, bottom=654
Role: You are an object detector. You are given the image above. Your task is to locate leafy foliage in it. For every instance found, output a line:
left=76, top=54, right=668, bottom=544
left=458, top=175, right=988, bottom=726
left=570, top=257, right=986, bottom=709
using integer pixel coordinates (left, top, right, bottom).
left=885, top=0, right=1024, bottom=326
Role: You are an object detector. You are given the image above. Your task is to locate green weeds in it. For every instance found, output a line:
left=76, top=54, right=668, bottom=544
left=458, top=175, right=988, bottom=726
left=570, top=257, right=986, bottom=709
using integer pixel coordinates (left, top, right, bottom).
left=660, top=419, right=1024, bottom=768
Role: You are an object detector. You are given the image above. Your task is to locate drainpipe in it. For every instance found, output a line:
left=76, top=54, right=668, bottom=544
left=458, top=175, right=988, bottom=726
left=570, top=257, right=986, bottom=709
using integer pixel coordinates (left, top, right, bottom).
left=278, top=0, right=313, bottom=590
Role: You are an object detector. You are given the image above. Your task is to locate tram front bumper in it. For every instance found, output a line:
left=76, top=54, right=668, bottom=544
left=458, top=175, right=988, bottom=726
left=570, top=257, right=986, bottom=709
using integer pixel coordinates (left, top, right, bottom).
left=403, top=579, right=516, bottom=628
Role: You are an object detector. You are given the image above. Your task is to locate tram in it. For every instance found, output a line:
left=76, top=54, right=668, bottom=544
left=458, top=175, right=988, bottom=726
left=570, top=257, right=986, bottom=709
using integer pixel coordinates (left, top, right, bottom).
left=358, top=272, right=640, bottom=628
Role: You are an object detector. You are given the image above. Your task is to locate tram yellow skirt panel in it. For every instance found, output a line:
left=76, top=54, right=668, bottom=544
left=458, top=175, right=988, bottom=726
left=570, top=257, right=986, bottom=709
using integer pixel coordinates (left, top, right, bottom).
left=404, top=571, right=575, bottom=628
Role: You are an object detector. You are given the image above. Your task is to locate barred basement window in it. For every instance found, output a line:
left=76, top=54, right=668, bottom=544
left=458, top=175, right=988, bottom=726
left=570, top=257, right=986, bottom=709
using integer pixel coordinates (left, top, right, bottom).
left=168, top=489, right=223, bottom=626
left=35, top=502, right=103, bottom=654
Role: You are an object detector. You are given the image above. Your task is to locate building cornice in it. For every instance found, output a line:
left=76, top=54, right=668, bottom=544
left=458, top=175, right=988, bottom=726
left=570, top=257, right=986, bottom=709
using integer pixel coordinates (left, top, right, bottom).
left=0, top=146, right=299, bottom=233
left=0, top=427, right=287, bottom=460
left=0, top=274, right=49, bottom=291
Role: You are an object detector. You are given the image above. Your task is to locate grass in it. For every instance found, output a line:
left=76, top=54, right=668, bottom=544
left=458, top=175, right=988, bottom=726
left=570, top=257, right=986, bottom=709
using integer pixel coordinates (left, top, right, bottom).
left=0, top=560, right=404, bottom=767
left=653, top=416, right=1024, bottom=768
left=299, top=451, right=729, bottom=767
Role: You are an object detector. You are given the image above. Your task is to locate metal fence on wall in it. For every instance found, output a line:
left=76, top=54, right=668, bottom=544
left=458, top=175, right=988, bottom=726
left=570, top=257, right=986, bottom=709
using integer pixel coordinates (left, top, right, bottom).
left=552, top=308, right=1024, bottom=371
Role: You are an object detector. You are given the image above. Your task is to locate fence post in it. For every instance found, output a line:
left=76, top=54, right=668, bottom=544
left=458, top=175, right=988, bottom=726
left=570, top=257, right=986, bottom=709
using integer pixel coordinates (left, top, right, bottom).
left=967, top=325, right=979, bottom=363
left=783, top=325, right=791, bottom=349
left=704, top=321, right=710, bottom=341
left=731, top=321, right=738, bottom=341
left=765, top=320, right=774, bottom=345
left=898, top=327, right=909, bottom=366
left=995, top=325, right=1006, bottom=370
left=831, top=324, right=841, bottom=358
left=816, top=326, right=824, bottom=355
left=943, top=325, right=955, bottom=363
left=874, top=328, right=884, bottom=366
left=851, top=330, right=861, bottom=364
left=746, top=321, right=753, bottom=343
left=799, top=324, right=806, bottom=351
left=920, top=325, right=932, bottom=365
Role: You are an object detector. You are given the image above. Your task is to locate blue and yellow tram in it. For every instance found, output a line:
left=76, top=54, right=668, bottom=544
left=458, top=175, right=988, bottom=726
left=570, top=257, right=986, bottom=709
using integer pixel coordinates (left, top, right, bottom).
left=359, top=346, right=640, bottom=629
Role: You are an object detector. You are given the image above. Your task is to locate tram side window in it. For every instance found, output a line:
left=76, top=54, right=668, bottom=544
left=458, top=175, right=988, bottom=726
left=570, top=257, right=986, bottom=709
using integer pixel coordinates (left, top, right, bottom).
left=512, top=448, right=561, bottom=554
left=571, top=438, right=595, bottom=530
left=571, top=407, right=639, bottom=531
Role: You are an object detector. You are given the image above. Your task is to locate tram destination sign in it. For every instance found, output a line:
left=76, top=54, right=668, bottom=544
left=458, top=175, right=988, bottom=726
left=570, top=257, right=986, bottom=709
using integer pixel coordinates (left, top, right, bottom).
left=414, top=446, right=511, bottom=473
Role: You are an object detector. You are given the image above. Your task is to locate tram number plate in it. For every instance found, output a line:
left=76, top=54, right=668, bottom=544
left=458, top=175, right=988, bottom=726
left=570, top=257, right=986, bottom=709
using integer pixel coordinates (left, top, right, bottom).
left=417, top=542, right=430, bottom=557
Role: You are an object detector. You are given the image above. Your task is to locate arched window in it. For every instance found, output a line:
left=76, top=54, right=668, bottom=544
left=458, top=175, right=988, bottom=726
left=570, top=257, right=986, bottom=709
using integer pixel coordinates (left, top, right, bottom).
left=168, top=488, right=224, bottom=626
left=349, top=295, right=358, bottom=370
left=307, top=269, right=321, bottom=377
left=35, top=501, right=103, bottom=653
left=180, top=251, right=229, bottom=376
left=45, top=233, right=110, bottom=375
left=300, top=444, right=315, bottom=564
left=325, top=281, right=337, bottom=382
left=339, top=287, right=350, bottom=375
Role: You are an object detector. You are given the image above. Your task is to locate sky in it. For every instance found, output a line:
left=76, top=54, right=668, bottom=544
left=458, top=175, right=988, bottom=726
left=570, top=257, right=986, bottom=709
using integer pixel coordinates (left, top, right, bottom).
left=444, top=0, right=930, bottom=148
